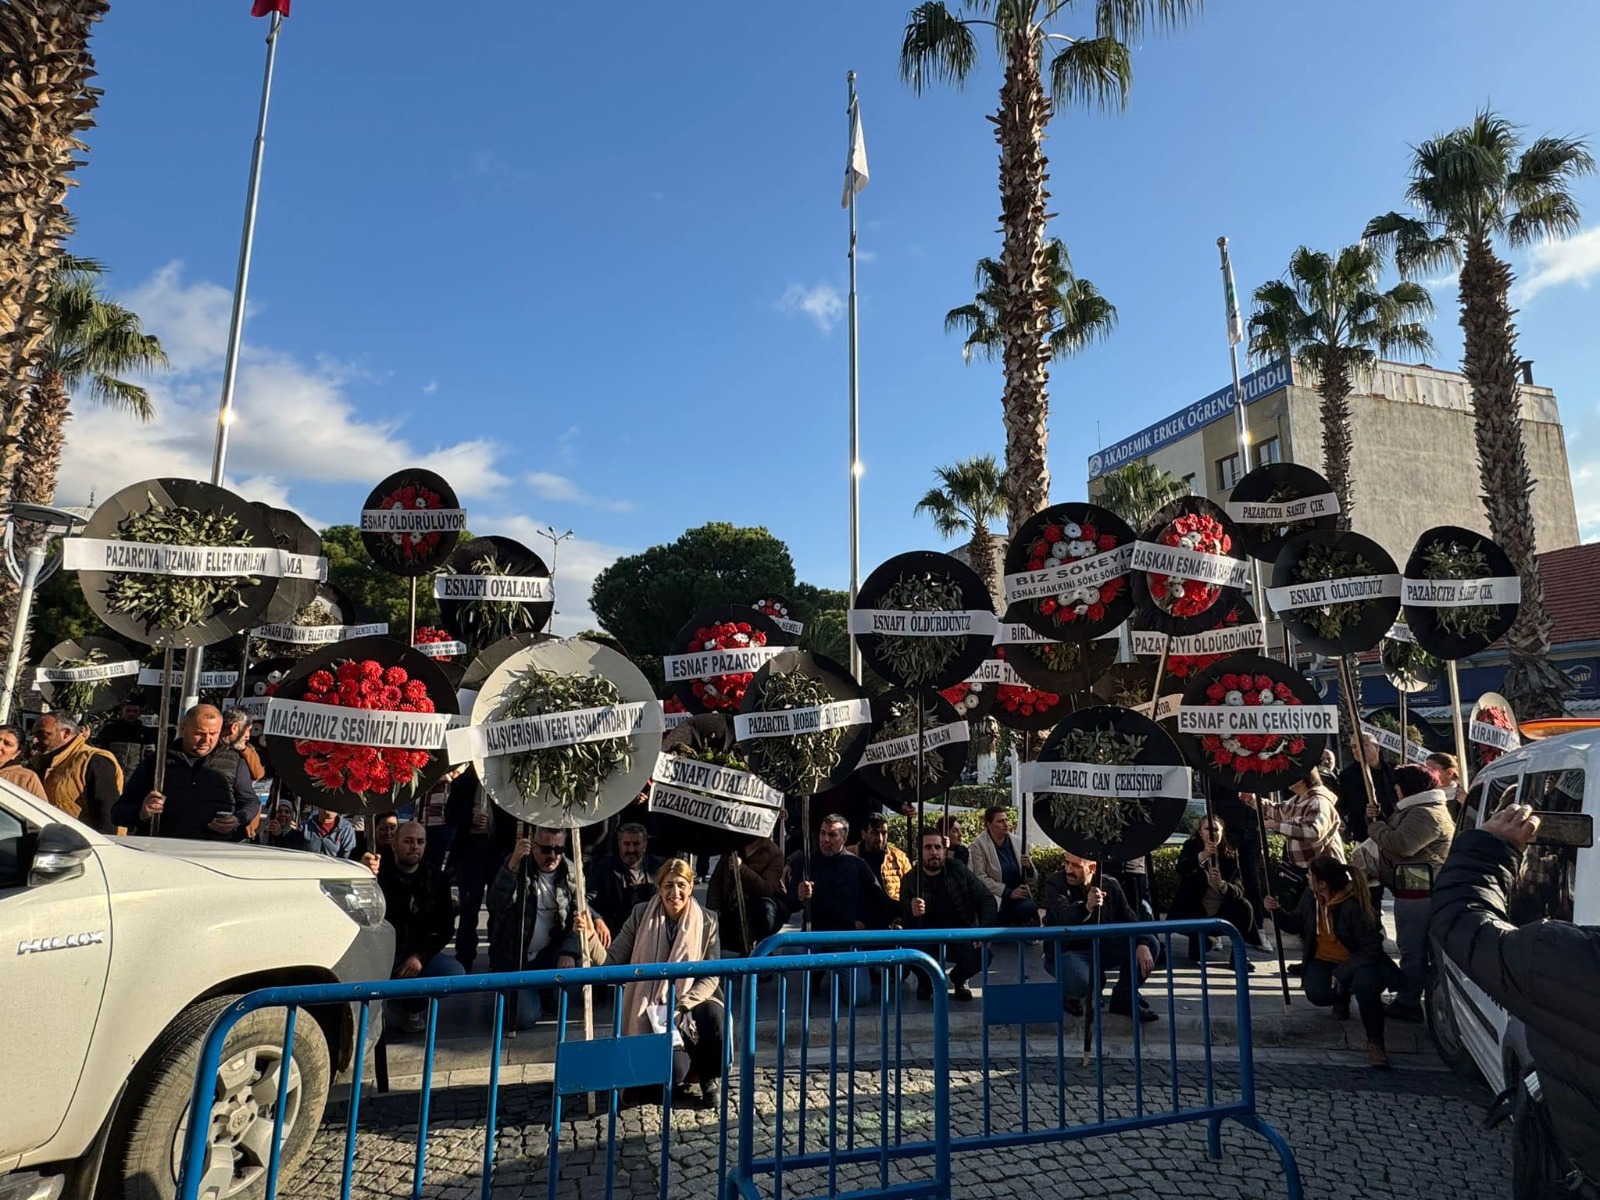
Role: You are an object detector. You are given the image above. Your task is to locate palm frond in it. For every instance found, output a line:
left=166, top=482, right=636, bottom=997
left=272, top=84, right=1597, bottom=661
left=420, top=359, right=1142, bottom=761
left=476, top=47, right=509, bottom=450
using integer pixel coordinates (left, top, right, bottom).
left=1510, top=134, right=1596, bottom=200
left=1048, top=35, right=1132, bottom=111
left=86, top=374, right=155, bottom=420
left=1048, top=277, right=1117, bottom=356
left=1085, top=0, right=1201, bottom=41
left=1507, top=192, right=1585, bottom=247
left=901, top=2, right=981, bottom=93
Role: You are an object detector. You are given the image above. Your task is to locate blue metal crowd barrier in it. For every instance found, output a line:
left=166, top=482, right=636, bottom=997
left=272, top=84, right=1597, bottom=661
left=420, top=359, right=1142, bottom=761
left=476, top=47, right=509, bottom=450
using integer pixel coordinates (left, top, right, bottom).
left=175, top=919, right=1301, bottom=1200
left=748, top=919, right=1303, bottom=1200
left=174, top=949, right=951, bottom=1200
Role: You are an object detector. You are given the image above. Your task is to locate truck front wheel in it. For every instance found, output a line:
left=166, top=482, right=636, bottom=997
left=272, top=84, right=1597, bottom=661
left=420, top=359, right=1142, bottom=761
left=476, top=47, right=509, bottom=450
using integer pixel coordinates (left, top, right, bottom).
left=111, top=995, right=331, bottom=1200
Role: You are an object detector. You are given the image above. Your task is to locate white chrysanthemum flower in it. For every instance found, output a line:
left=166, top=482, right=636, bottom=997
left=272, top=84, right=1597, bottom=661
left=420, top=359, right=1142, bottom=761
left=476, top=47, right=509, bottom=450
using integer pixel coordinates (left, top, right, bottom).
left=1063, top=522, right=1082, bottom=539
left=1259, top=687, right=1275, bottom=704
left=1050, top=542, right=1070, bottom=560
left=1224, top=690, right=1244, bottom=706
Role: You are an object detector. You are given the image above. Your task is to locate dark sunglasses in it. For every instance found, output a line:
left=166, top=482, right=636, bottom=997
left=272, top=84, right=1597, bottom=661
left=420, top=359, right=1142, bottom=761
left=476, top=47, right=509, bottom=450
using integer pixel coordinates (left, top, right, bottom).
left=533, top=843, right=564, bottom=857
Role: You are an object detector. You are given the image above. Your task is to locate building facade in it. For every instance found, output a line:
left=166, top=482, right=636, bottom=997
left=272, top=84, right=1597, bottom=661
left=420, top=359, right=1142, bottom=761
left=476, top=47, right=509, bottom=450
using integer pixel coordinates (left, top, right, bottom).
left=1086, top=358, right=1580, bottom=565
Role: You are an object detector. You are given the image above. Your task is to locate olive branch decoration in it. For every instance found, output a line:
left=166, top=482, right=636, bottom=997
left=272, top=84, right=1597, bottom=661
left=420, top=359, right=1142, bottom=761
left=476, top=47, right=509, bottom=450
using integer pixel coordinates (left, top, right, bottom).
left=1047, top=727, right=1149, bottom=843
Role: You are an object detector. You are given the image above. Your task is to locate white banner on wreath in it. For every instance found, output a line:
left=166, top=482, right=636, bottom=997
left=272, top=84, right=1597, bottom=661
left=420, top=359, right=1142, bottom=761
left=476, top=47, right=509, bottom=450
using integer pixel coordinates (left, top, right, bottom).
left=647, top=783, right=782, bottom=839
left=859, top=721, right=971, bottom=767
left=1469, top=719, right=1520, bottom=752
left=1386, top=620, right=1415, bottom=644
left=433, top=574, right=552, bottom=603
left=1003, top=544, right=1134, bottom=604
left=36, top=659, right=141, bottom=684
left=1177, top=704, right=1340, bottom=736
left=847, top=609, right=999, bottom=637
left=1265, top=574, right=1402, bottom=612
left=733, top=698, right=872, bottom=741
left=446, top=700, right=664, bottom=763
left=62, top=538, right=328, bottom=581
left=360, top=508, right=468, bottom=535
left=965, top=659, right=1024, bottom=686
left=1360, top=721, right=1431, bottom=764
left=1130, top=541, right=1253, bottom=589
left=264, top=697, right=460, bottom=750
left=138, top=668, right=240, bottom=690
left=1401, top=577, right=1522, bottom=607
left=413, top=640, right=470, bottom=658
left=251, top=622, right=390, bottom=645
left=1016, top=759, right=1192, bottom=799
left=1224, top=492, right=1340, bottom=524
left=650, top=752, right=784, bottom=806
left=1132, top=694, right=1184, bottom=722
left=662, top=645, right=786, bottom=683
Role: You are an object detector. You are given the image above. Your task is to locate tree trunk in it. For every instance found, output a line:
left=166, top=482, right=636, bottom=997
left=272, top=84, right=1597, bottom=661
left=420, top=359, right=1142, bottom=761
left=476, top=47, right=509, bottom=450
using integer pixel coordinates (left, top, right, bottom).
left=991, top=30, right=1053, bottom=535
left=1458, top=237, right=1569, bottom=719
left=1317, top=349, right=1355, bottom=533
left=0, top=372, right=66, bottom=665
left=0, top=0, right=110, bottom=505
left=965, top=521, right=998, bottom=757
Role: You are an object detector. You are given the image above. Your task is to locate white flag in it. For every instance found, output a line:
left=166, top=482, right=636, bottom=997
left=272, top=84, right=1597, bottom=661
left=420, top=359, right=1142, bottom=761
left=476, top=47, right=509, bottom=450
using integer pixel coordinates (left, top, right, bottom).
left=842, top=97, right=869, bottom=208
left=1220, top=237, right=1245, bottom=347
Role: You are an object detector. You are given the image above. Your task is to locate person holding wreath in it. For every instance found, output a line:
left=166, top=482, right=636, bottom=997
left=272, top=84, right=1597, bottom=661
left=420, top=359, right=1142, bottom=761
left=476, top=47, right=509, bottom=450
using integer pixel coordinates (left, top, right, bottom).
left=1168, top=814, right=1256, bottom=967
left=578, top=858, right=724, bottom=1110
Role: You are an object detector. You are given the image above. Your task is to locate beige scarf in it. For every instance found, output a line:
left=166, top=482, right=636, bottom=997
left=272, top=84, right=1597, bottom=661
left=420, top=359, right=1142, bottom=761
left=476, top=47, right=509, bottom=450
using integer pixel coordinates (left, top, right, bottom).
left=620, top=895, right=707, bottom=1038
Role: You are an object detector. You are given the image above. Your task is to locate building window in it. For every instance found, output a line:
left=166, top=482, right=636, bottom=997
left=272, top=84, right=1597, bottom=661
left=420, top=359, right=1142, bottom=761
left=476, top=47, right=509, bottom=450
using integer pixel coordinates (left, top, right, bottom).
left=1254, top=436, right=1282, bottom=467
left=1216, top=453, right=1241, bottom=490
left=1181, top=472, right=1196, bottom=492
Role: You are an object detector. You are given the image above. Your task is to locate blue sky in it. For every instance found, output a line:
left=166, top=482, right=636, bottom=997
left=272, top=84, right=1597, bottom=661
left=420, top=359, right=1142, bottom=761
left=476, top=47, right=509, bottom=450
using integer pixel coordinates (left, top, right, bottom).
left=62, top=1, right=1600, bottom=631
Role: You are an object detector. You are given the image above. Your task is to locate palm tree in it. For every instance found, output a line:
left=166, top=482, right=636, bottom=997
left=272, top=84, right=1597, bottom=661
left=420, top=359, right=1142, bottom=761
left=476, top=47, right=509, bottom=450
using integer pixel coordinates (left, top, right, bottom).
left=0, top=256, right=164, bottom=660
left=901, top=0, right=1198, bottom=534
left=1247, top=244, right=1433, bottom=529
left=914, top=454, right=1008, bottom=603
left=1094, top=461, right=1188, bottom=533
left=1365, top=110, right=1594, bottom=718
left=945, top=238, right=1117, bottom=367
left=0, top=1, right=113, bottom=508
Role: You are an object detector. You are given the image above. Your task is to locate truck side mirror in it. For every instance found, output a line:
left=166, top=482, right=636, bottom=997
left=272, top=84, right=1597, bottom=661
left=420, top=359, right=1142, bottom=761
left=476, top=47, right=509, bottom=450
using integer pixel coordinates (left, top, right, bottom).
left=28, top=822, right=93, bottom=887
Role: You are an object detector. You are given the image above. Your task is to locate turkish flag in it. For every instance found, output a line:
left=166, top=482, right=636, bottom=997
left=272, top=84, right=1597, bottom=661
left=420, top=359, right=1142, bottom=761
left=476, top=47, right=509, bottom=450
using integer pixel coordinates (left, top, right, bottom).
left=251, top=0, right=289, bottom=16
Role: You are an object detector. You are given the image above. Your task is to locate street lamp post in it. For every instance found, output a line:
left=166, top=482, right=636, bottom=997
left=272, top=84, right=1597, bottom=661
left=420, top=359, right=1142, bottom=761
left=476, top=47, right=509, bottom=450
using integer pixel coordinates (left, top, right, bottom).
left=0, top=503, right=88, bottom=723
left=536, top=527, right=574, bottom=620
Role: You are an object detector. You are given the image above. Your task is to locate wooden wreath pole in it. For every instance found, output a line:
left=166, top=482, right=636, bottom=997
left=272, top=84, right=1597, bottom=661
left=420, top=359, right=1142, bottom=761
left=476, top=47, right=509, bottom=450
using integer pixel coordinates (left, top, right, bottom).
left=913, top=697, right=925, bottom=903
left=510, top=819, right=530, bottom=1043
left=1338, top=657, right=1381, bottom=821
left=1252, top=789, right=1293, bottom=1014
left=1447, top=660, right=1471, bottom=791
left=150, top=647, right=175, bottom=837
left=801, top=793, right=813, bottom=933
left=1397, top=686, right=1409, bottom=765
left=567, top=824, right=596, bottom=1115
left=408, top=576, right=419, bottom=647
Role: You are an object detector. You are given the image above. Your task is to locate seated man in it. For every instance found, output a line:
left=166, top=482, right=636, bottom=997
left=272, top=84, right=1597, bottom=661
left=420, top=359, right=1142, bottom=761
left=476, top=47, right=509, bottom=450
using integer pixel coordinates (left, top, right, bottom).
left=847, top=811, right=913, bottom=902
left=376, top=821, right=465, bottom=1033
left=1042, top=850, right=1159, bottom=1023
left=706, top=835, right=786, bottom=955
left=896, top=827, right=997, bottom=1002
left=486, top=827, right=593, bottom=1029
left=587, top=822, right=665, bottom=934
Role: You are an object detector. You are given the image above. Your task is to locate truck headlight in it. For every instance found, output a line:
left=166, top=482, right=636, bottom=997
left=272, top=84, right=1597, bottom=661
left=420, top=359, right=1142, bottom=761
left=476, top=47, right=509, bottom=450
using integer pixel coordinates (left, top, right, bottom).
left=321, top=878, right=386, bottom=929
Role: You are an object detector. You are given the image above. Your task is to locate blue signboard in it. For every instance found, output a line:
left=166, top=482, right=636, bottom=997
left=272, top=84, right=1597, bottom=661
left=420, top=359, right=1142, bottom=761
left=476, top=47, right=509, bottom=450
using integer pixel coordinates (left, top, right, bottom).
left=1087, top=359, right=1292, bottom=480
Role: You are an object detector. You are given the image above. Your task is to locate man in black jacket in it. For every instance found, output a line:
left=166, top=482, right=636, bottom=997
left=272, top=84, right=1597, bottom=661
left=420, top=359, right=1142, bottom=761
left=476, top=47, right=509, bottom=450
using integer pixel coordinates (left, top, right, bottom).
left=787, top=813, right=890, bottom=932
left=898, top=828, right=998, bottom=1002
left=587, top=822, right=664, bottom=935
left=111, top=704, right=259, bottom=841
left=92, top=697, right=154, bottom=776
left=378, top=821, right=464, bottom=1033
left=1432, top=804, right=1600, bottom=1198
left=1043, top=850, right=1159, bottom=1022
left=1337, top=735, right=1396, bottom=844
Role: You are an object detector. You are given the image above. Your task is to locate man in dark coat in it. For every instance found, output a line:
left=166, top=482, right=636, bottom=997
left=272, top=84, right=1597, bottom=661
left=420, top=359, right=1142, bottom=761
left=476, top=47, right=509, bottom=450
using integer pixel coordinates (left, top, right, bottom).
left=486, top=827, right=585, bottom=1029
left=1209, top=782, right=1267, bottom=946
left=1336, top=734, right=1396, bottom=844
left=111, top=704, right=259, bottom=840
left=586, top=821, right=665, bottom=936
left=1043, top=850, right=1159, bottom=1021
left=1432, top=803, right=1600, bottom=1198
left=897, top=827, right=998, bottom=1001
left=706, top=835, right=787, bottom=955
left=377, top=821, right=464, bottom=1032
left=92, top=697, right=154, bottom=776
left=786, top=813, right=890, bottom=932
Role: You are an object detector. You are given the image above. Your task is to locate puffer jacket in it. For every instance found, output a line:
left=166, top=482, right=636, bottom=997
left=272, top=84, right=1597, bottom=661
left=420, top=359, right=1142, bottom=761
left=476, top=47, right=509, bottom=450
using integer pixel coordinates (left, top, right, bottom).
left=1432, top=829, right=1600, bottom=1186
left=1365, top=787, right=1455, bottom=888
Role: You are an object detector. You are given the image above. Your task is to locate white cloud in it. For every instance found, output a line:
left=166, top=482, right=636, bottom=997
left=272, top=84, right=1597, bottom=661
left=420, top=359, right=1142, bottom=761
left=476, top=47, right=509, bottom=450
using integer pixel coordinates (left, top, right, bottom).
left=525, top=471, right=634, bottom=513
left=776, top=282, right=845, bottom=333
left=1519, top=227, right=1600, bottom=303
left=422, top=380, right=438, bottom=395
left=57, top=262, right=514, bottom=514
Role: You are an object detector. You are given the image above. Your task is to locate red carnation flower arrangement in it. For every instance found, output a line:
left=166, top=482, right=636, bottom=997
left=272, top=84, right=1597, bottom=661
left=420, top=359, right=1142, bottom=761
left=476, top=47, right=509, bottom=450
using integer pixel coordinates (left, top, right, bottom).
left=376, top=481, right=445, bottom=565
left=688, top=620, right=767, bottom=712
left=1165, top=603, right=1244, bottom=681
left=939, top=678, right=986, bottom=717
left=295, top=659, right=436, bottom=798
left=993, top=646, right=1061, bottom=721
left=1474, top=704, right=1516, bottom=770
left=753, top=598, right=790, bottom=622
left=1026, top=519, right=1125, bottom=628
left=413, top=625, right=457, bottom=663
left=1148, top=513, right=1231, bottom=619
left=1199, top=671, right=1306, bottom=776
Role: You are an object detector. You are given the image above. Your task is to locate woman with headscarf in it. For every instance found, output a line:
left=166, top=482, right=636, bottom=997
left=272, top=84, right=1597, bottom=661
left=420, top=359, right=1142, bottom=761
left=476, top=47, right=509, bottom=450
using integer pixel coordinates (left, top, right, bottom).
left=578, top=857, right=724, bottom=1109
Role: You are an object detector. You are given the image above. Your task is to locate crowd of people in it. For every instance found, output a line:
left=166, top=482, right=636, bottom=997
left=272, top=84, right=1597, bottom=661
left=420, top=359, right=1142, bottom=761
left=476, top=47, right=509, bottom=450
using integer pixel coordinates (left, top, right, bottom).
left=13, top=695, right=1472, bottom=1086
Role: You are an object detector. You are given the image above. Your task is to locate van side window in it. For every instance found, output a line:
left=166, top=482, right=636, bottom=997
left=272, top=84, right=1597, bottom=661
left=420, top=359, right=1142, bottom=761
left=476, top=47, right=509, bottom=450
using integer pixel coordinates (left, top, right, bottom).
left=0, top=806, right=26, bottom=890
left=1458, top=782, right=1487, bottom=833
left=1512, top=769, right=1583, bottom=926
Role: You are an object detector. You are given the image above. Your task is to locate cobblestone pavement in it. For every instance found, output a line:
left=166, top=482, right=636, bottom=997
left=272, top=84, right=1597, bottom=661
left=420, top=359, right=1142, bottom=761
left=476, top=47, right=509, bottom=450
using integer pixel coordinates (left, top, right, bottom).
left=288, top=1055, right=1508, bottom=1200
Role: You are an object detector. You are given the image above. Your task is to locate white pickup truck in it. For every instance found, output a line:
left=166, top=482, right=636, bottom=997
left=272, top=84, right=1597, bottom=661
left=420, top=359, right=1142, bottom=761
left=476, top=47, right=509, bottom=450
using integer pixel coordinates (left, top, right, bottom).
left=0, top=781, right=394, bottom=1200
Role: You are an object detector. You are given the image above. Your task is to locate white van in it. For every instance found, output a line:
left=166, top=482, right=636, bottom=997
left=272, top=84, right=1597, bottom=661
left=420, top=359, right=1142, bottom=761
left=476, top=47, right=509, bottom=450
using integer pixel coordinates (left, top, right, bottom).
left=0, top=781, right=393, bottom=1200
left=1426, top=729, right=1596, bottom=1091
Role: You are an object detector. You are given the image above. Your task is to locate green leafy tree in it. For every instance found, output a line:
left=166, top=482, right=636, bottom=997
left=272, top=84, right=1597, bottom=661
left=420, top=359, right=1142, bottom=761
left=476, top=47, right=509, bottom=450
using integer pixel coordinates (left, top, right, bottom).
left=589, top=523, right=799, bottom=660
left=1365, top=110, right=1594, bottom=717
left=945, top=238, right=1116, bottom=371
left=1248, top=243, right=1433, bottom=529
left=1094, top=461, right=1189, bottom=533
left=913, top=454, right=1008, bottom=602
left=902, top=0, right=1197, bottom=532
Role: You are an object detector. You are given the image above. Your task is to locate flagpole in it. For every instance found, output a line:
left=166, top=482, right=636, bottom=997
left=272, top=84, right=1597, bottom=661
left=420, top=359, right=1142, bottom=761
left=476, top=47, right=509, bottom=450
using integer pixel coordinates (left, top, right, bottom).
left=846, top=71, right=863, bottom=683
left=1218, top=237, right=1265, bottom=625
left=182, top=10, right=284, bottom=709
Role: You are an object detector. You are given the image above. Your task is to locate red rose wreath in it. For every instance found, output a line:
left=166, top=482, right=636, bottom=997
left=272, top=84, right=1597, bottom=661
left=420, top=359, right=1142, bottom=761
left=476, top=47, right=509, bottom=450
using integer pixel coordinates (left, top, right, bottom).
left=296, top=659, right=436, bottom=798
left=374, top=480, right=446, bottom=567
left=413, top=625, right=457, bottom=662
left=1149, top=512, right=1232, bottom=619
left=688, top=619, right=767, bottom=712
left=1025, top=519, right=1126, bottom=628
left=1199, top=671, right=1307, bottom=776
